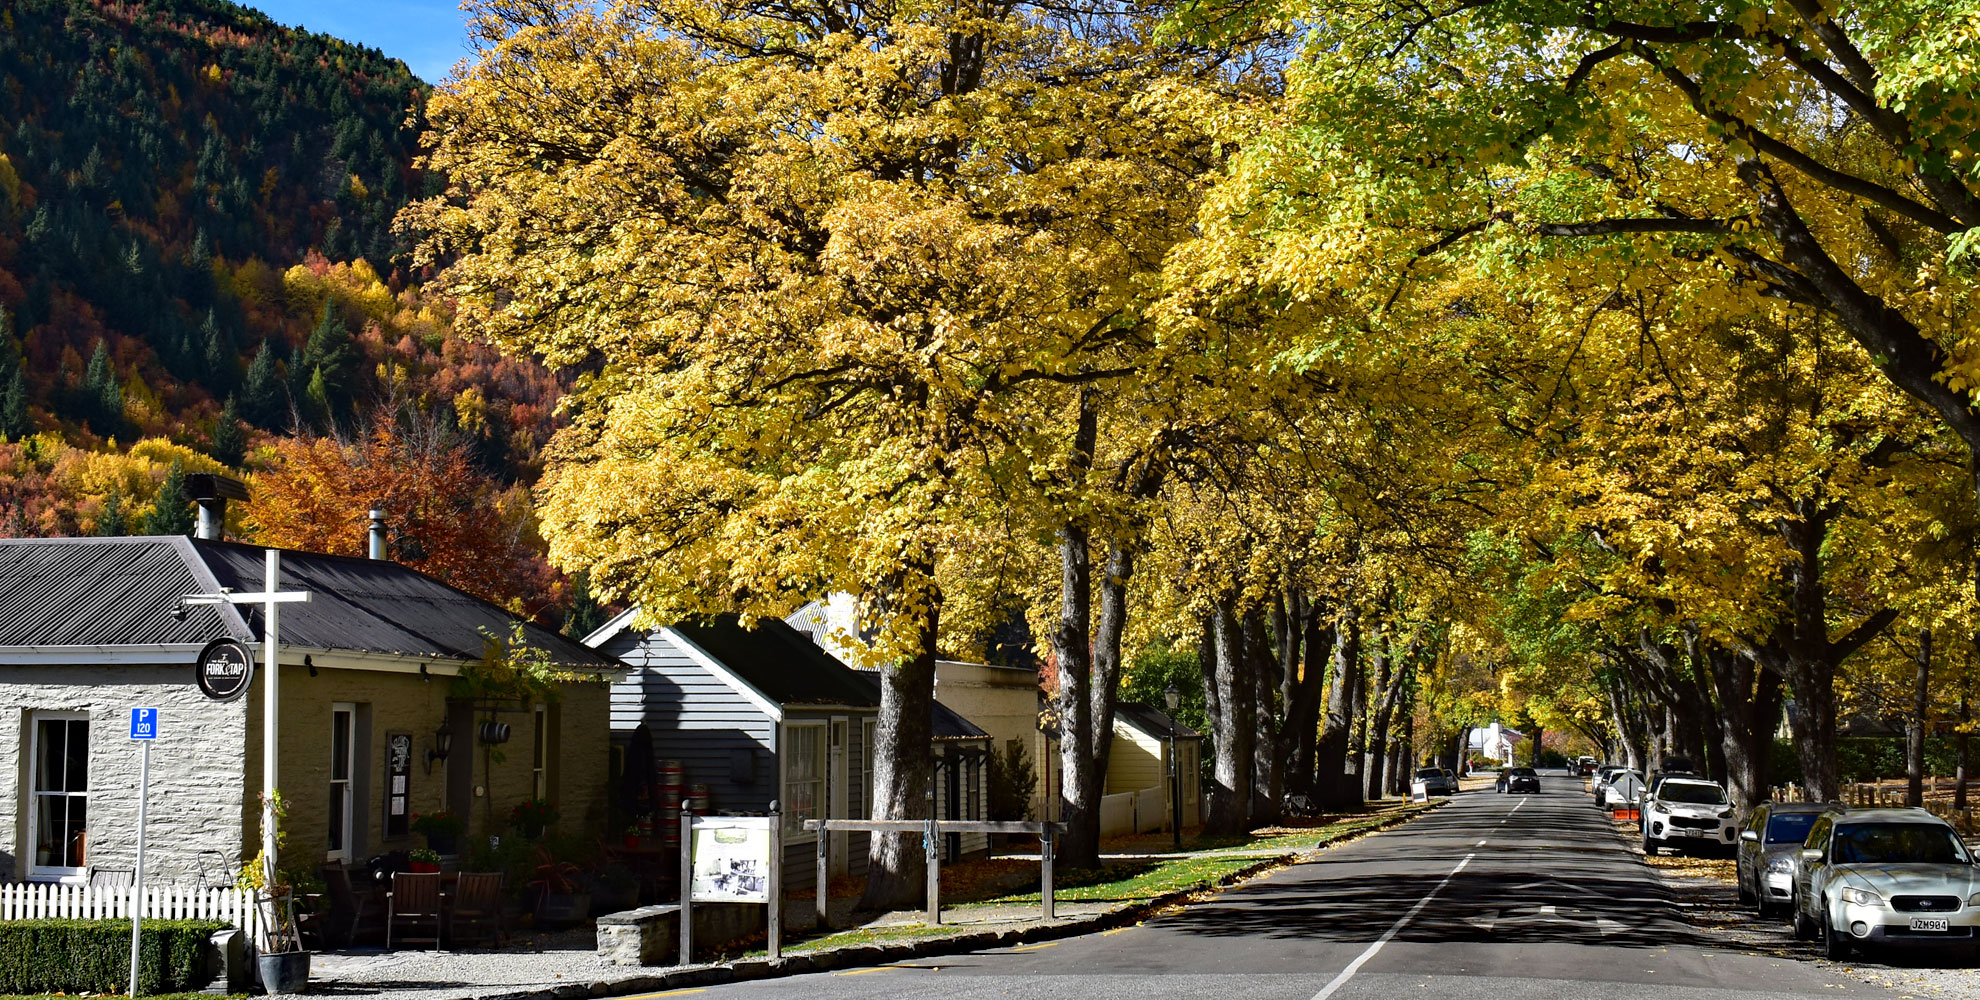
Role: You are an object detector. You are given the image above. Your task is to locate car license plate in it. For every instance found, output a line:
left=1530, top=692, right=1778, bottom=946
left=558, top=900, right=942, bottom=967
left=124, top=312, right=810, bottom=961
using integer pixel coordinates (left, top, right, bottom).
left=1909, top=918, right=1950, bottom=932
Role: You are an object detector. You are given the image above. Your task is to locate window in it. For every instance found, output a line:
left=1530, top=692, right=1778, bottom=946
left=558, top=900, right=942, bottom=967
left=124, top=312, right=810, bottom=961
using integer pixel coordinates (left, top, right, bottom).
left=783, top=723, right=824, bottom=837
left=532, top=704, right=548, bottom=801
left=29, top=714, right=88, bottom=880
left=1766, top=812, right=1819, bottom=845
left=328, top=704, right=354, bottom=862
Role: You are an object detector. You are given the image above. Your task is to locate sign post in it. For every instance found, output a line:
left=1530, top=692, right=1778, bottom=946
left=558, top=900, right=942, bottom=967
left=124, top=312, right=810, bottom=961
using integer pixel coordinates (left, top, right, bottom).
left=682, top=811, right=779, bottom=964
left=128, top=708, right=158, bottom=998
left=179, top=550, right=310, bottom=951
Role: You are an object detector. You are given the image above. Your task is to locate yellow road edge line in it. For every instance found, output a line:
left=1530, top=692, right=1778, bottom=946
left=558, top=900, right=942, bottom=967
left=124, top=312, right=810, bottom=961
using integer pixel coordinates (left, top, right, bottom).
left=1009, top=940, right=1061, bottom=952
left=1101, top=927, right=1130, bottom=936
left=835, top=966, right=894, bottom=976
left=613, top=990, right=706, bottom=999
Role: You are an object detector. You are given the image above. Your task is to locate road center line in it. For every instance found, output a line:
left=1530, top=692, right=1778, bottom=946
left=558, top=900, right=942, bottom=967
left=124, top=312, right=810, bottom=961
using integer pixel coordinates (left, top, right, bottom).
left=1308, top=851, right=1474, bottom=1000
left=1306, top=792, right=1525, bottom=1000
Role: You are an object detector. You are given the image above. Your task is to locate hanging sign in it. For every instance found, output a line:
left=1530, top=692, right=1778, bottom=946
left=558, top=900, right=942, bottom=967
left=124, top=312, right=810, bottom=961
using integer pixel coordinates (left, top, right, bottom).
left=193, top=637, right=256, bottom=702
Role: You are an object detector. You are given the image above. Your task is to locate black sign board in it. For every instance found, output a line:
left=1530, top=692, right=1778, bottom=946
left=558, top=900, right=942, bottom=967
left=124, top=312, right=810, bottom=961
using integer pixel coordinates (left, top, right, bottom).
left=193, top=637, right=255, bottom=702
left=385, top=731, right=412, bottom=837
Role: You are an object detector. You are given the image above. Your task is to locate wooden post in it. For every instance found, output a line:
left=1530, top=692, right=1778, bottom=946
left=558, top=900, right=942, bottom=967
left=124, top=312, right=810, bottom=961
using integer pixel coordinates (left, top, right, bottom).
left=815, top=822, right=828, bottom=929
left=924, top=815, right=941, bottom=925
left=1040, top=826, right=1055, bottom=922
left=767, top=801, right=781, bottom=961
left=679, top=808, right=693, bottom=966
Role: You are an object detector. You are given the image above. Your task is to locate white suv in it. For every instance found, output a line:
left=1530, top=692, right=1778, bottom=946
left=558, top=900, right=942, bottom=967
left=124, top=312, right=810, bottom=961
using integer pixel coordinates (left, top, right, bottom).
left=1642, top=777, right=1737, bottom=856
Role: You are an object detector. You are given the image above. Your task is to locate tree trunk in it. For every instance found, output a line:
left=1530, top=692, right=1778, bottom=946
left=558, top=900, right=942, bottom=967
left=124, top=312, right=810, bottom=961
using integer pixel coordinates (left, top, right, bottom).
left=1959, top=667, right=1971, bottom=811
left=1278, top=606, right=1330, bottom=801
left=1703, top=642, right=1781, bottom=811
left=1051, top=520, right=1098, bottom=869
left=860, top=603, right=939, bottom=909
left=1202, top=597, right=1254, bottom=835
left=1316, top=612, right=1363, bottom=810
left=1247, top=610, right=1282, bottom=825
left=1909, top=629, right=1931, bottom=808
left=1086, top=542, right=1134, bottom=851
left=1366, top=635, right=1404, bottom=801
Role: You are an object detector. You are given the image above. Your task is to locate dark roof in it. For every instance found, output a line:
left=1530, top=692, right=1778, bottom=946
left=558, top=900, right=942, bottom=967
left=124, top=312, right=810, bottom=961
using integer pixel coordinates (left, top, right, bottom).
left=1114, top=702, right=1200, bottom=740
left=0, top=536, right=613, bottom=667
left=670, top=616, right=879, bottom=709
left=852, top=669, right=989, bottom=740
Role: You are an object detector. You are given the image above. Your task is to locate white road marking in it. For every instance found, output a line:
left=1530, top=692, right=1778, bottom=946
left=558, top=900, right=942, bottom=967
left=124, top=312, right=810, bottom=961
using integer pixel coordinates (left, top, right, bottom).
left=1308, top=852, right=1474, bottom=1000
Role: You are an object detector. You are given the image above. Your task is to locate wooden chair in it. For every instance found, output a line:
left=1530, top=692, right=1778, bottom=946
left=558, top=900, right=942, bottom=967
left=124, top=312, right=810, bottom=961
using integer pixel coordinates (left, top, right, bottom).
left=386, top=872, right=443, bottom=951
left=320, top=865, right=387, bottom=947
left=447, top=872, right=506, bottom=948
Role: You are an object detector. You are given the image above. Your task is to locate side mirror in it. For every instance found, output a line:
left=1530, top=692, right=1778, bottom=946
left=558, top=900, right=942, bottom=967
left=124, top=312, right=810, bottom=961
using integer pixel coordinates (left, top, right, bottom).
left=1739, top=829, right=1760, bottom=843
left=1801, top=847, right=1824, bottom=862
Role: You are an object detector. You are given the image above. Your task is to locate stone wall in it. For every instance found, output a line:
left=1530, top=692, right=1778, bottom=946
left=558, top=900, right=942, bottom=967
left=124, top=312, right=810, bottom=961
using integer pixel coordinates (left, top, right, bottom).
left=0, top=664, right=248, bottom=882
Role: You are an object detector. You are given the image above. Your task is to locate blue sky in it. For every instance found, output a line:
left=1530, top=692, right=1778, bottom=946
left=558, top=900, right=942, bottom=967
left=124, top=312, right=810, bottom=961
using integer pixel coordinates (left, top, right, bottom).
left=243, top=1, right=473, bottom=84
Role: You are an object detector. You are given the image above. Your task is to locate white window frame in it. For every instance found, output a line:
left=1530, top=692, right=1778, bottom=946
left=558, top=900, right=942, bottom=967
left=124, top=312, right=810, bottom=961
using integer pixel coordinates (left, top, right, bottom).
left=26, top=711, right=89, bottom=883
left=328, top=703, right=356, bottom=863
left=781, top=721, right=826, bottom=841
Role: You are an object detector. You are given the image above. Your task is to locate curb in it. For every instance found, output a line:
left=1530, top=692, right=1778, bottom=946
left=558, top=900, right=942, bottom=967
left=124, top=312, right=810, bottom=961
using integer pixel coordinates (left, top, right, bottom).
left=472, top=800, right=1445, bottom=1000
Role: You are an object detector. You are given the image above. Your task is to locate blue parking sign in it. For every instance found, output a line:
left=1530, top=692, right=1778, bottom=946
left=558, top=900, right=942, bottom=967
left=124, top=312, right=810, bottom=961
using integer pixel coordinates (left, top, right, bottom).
left=129, top=708, right=158, bottom=740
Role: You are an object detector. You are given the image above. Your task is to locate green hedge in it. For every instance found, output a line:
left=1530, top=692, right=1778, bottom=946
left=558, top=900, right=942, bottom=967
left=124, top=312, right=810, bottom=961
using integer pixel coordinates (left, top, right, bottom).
left=0, top=919, right=222, bottom=994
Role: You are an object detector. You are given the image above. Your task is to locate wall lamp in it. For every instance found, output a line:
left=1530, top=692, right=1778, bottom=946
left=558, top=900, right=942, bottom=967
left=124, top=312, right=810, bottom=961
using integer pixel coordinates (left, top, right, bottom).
left=426, top=718, right=453, bottom=774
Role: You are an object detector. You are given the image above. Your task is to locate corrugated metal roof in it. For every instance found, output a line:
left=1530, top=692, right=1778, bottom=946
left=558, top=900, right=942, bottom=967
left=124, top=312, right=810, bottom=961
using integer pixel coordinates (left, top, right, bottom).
left=0, top=538, right=244, bottom=645
left=853, top=668, right=988, bottom=740
left=0, top=537, right=613, bottom=668
left=1115, top=702, right=1201, bottom=741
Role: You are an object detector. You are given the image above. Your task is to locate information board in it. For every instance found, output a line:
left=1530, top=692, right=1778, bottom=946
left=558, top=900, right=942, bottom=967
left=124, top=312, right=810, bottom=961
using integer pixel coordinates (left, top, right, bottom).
left=688, top=816, right=773, bottom=904
left=384, top=732, right=413, bottom=837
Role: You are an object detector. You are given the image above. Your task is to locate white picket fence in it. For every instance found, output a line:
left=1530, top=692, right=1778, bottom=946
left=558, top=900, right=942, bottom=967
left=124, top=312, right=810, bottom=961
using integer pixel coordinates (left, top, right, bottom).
left=0, top=882, right=258, bottom=935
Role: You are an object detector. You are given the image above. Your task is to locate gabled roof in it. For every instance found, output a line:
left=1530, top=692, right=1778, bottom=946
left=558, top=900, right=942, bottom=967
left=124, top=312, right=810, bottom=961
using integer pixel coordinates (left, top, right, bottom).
left=0, top=536, right=613, bottom=668
left=667, top=615, right=880, bottom=710
left=1114, top=702, right=1201, bottom=741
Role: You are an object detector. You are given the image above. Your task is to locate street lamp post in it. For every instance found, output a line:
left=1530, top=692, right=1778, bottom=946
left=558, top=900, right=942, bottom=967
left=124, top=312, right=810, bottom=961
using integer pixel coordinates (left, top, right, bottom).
left=1165, top=682, right=1182, bottom=850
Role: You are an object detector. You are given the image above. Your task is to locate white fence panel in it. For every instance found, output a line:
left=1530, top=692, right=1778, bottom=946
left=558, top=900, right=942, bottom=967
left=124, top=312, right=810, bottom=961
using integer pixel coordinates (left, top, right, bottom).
left=0, top=882, right=256, bottom=936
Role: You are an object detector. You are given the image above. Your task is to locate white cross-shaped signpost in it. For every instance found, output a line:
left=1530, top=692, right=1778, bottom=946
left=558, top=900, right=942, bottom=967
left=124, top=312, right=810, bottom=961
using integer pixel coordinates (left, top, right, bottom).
left=180, top=549, right=310, bottom=951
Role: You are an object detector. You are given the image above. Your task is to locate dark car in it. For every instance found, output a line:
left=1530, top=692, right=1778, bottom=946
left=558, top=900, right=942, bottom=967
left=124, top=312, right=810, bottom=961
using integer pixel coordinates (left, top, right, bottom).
left=1505, top=767, right=1541, bottom=793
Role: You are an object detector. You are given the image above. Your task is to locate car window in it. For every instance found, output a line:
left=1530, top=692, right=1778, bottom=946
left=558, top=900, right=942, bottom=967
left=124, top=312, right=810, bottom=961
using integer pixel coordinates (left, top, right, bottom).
left=1765, top=812, right=1818, bottom=844
left=1415, top=768, right=1442, bottom=778
left=1659, top=782, right=1728, bottom=805
left=1830, top=823, right=1970, bottom=865
left=1509, top=767, right=1536, bottom=776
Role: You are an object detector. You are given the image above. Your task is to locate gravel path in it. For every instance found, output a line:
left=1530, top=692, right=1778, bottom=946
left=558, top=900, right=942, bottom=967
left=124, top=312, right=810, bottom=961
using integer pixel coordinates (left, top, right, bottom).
left=309, top=928, right=631, bottom=1000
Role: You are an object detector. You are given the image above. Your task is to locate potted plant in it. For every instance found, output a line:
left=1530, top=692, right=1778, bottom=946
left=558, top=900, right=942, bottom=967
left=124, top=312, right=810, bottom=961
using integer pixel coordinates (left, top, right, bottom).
left=623, top=824, right=641, bottom=848
left=411, top=810, right=465, bottom=855
left=526, top=845, right=589, bottom=927
left=510, top=798, right=559, bottom=840
left=408, top=847, right=442, bottom=873
left=239, top=791, right=309, bottom=994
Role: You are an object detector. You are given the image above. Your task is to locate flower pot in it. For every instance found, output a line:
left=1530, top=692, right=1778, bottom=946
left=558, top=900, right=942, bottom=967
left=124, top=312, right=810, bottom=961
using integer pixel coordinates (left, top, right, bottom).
left=410, top=861, right=441, bottom=873
left=623, top=834, right=640, bottom=848
left=257, top=949, right=310, bottom=995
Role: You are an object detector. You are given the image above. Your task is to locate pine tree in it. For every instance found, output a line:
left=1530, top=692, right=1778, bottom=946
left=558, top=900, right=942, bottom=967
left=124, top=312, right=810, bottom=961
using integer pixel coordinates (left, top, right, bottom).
left=202, top=309, right=236, bottom=392
left=1, top=365, right=29, bottom=441
left=84, top=338, right=121, bottom=433
left=210, top=396, right=247, bottom=467
left=97, top=485, right=127, bottom=537
left=563, top=571, right=605, bottom=640
left=241, top=339, right=285, bottom=429
left=305, top=365, right=331, bottom=428
left=142, top=460, right=194, bottom=537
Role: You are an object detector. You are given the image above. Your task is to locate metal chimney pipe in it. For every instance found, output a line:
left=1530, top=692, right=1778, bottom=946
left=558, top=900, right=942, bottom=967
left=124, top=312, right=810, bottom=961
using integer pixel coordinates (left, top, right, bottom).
left=195, top=499, right=224, bottom=541
left=185, top=473, right=248, bottom=542
left=368, top=509, right=387, bottom=560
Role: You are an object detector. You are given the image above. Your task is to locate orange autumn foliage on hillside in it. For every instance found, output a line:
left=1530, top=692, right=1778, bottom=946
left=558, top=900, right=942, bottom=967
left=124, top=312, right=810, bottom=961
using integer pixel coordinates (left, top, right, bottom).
left=245, top=425, right=557, bottom=616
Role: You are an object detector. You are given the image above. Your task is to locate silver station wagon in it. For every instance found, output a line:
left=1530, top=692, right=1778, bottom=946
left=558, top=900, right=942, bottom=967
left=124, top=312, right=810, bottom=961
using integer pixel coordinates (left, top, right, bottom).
left=1793, top=807, right=1980, bottom=958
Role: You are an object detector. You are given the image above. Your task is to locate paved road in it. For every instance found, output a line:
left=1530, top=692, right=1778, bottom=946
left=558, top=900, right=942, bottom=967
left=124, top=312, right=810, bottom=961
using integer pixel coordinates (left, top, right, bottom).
left=653, top=774, right=1883, bottom=1000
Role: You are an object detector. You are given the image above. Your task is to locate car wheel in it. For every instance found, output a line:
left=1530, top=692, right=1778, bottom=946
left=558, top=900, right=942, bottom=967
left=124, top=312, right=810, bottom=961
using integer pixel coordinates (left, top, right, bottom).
left=1737, top=869, right=1754, bottom=906
left=1642, top=834, right=1659, bottom=857
left=1820, top=903, right=1851, bottom=960
left=1792, top=893, right=1816, bottom=940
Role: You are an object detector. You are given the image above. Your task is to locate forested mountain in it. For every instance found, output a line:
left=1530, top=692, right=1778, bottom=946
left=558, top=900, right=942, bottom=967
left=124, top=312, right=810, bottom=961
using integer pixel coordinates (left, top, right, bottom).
left=0, top=0, right=575, bottom=618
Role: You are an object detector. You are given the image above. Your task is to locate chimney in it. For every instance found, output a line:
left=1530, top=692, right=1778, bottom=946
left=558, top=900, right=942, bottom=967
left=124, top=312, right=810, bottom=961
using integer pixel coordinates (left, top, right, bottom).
left=368, top=509, right=387, bottom=560
left=185, top=473, right=249, bottom=541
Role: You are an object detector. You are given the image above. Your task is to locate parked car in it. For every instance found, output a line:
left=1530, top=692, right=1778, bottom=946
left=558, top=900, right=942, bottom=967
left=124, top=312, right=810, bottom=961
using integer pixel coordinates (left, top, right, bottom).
left=1576, top=756, right=1599, bottom=776
left=1595, top=768, right=1641, bottom=808
left=1642, top=777, right=1736, bottom=856
left=1414, top=767, right=1458, bottom=796
left=1737, top=802, right=1838, bottom=916
left=1504, top=766, right=1541, bottom=793
left=1792, top=807, right=1980, bottom=958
